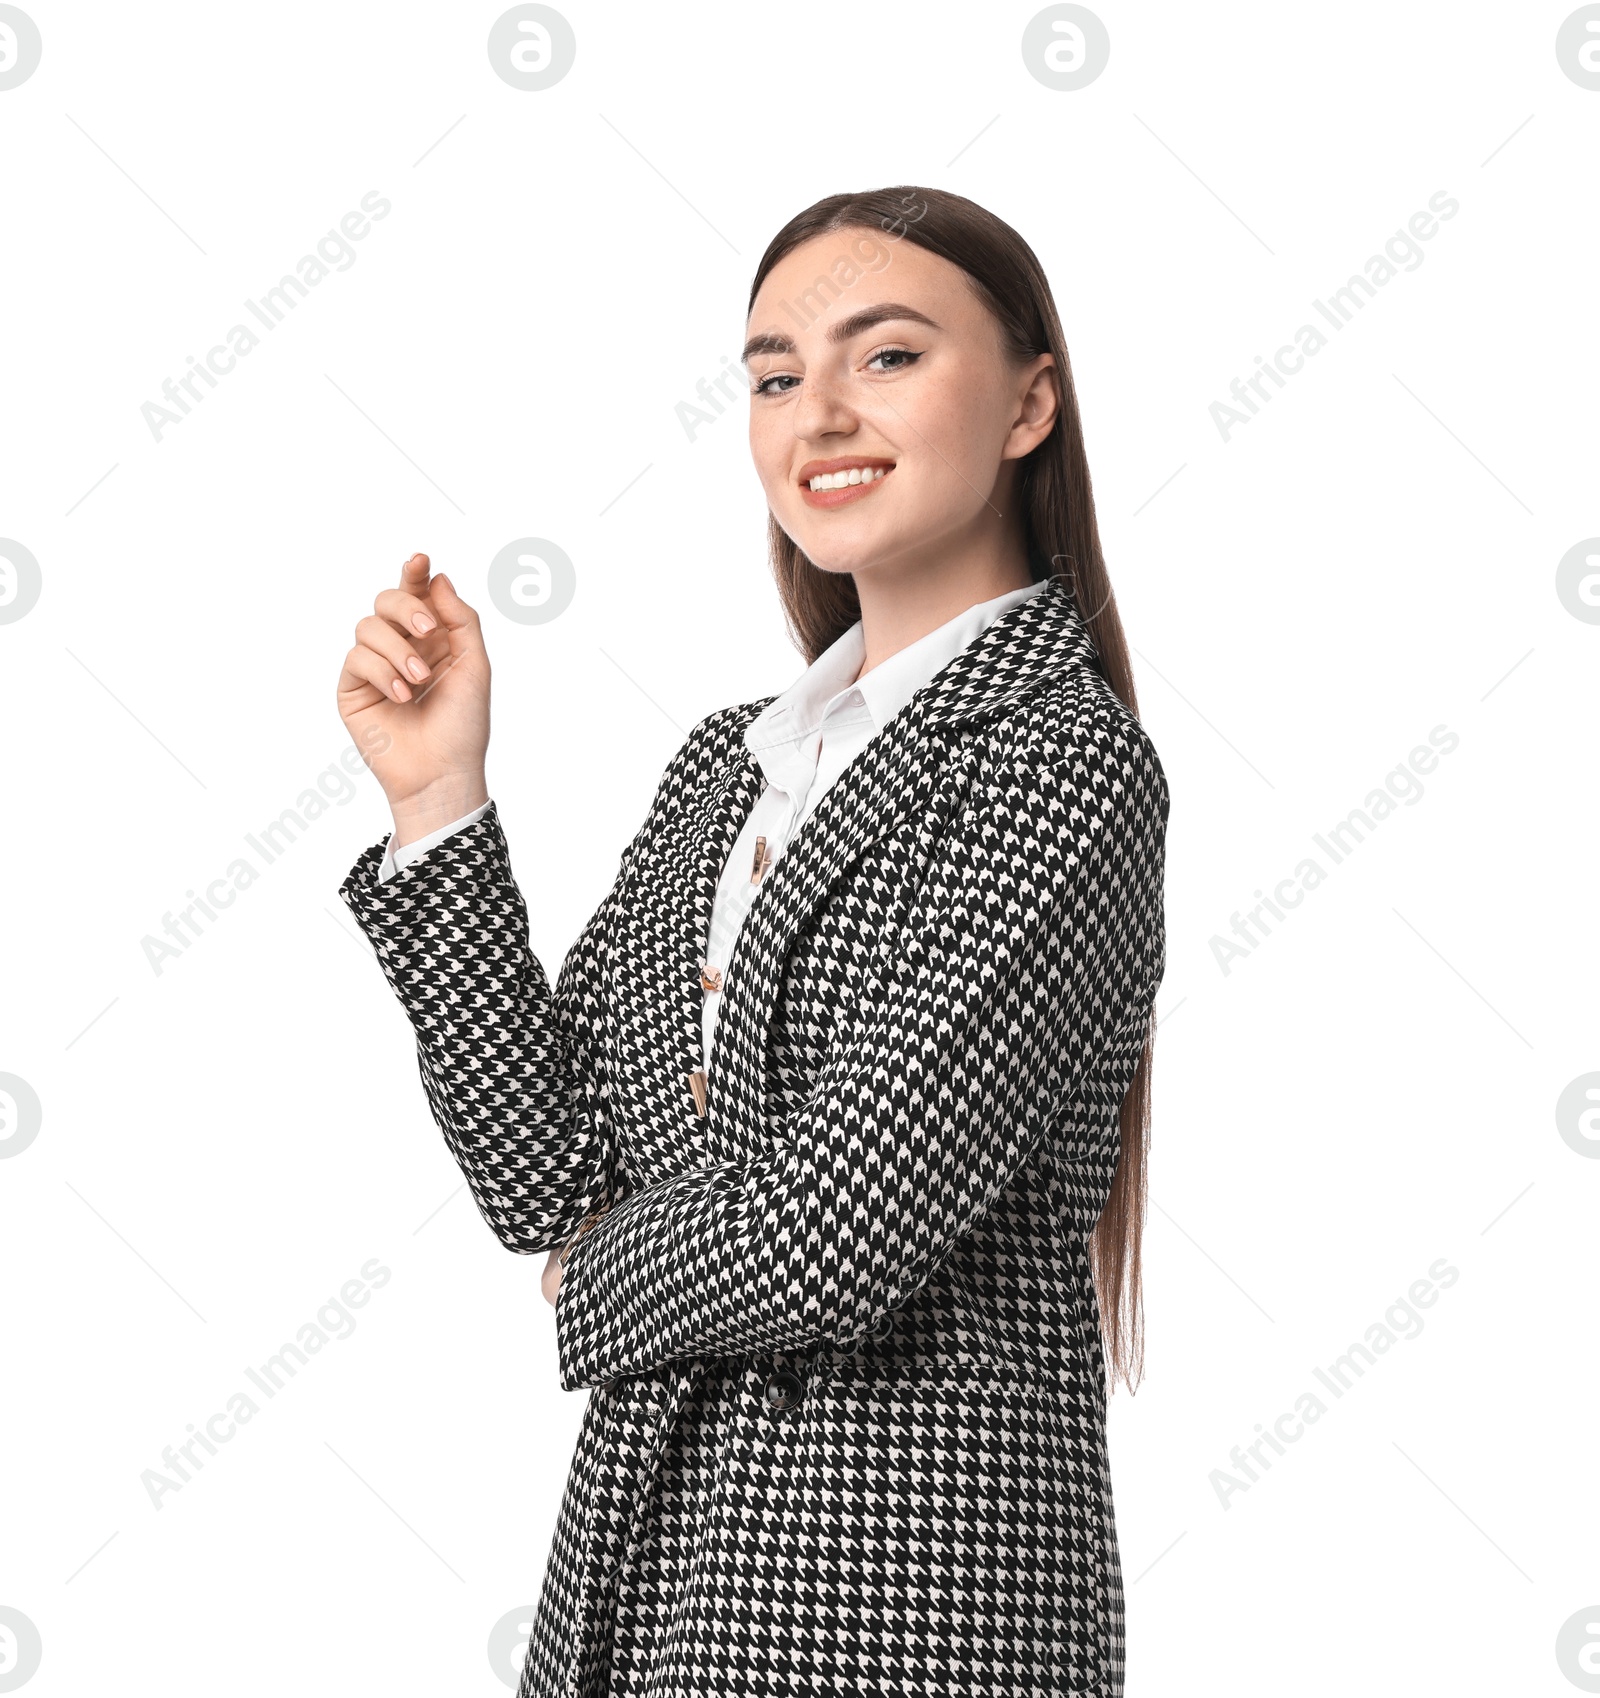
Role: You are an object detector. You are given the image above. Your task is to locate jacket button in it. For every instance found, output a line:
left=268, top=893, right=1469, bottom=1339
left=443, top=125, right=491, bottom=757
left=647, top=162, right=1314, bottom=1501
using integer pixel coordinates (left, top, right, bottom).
left=763, top=1367, right=805, bottom=1412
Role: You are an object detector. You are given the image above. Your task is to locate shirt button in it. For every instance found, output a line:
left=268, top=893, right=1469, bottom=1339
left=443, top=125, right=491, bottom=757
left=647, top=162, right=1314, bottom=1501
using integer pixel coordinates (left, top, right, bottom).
left=699, top=964, right=723, bottom=992
left=763, top=1367, right=806, bottom=1413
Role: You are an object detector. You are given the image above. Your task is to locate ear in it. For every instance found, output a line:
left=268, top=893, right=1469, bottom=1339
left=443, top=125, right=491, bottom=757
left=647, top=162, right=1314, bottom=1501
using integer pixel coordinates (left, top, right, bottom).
left=1004, top=353, right=1060, bottom=461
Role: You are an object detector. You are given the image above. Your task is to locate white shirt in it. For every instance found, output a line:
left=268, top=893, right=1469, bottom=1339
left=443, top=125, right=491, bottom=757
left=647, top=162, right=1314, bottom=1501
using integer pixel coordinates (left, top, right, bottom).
left=377, top=577, right=1049, bottom=1070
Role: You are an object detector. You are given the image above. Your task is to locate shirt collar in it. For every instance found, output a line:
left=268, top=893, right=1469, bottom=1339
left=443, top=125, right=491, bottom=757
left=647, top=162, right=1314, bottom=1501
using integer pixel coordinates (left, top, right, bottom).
left=745, top=575, right=1051, bottom=761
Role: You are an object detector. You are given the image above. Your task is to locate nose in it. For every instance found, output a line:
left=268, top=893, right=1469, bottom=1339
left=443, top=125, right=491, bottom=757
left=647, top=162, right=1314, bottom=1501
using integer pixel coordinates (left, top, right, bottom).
left=789, top=364, right=859, bottom=448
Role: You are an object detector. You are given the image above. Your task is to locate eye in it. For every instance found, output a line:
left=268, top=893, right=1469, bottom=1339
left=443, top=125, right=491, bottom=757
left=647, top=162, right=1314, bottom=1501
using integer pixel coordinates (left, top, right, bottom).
left=865, top=345, right=923, bottom=374
left=749, top=344, right=924, bottom=397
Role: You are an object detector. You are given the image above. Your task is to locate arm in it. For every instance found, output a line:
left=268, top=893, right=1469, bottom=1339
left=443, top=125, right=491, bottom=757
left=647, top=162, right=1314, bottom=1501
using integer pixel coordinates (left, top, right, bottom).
left=338, top=725, right=708, bottom=1255
left=553, top=701, right=1169, bottom=1390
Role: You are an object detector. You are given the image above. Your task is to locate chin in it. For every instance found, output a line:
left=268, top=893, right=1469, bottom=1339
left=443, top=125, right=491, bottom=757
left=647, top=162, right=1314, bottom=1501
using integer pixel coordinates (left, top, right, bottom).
left=779, top=516, right=912, bottom=580
left=791, top=544, right=866, bottom=578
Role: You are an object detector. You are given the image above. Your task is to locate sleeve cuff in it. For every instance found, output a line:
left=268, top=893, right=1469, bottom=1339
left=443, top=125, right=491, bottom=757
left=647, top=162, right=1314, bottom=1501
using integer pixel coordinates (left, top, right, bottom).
left=378, top=799, right=494, bottom=884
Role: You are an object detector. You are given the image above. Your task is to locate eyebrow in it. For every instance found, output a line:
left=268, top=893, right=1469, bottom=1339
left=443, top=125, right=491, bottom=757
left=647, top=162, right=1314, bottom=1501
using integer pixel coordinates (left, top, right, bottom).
left=740, top=302, right=943, bottom=365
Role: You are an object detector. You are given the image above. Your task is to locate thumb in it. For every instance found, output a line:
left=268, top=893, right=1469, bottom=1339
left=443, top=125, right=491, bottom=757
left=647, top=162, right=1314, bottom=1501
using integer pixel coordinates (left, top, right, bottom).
left=428, top=572, right=486, bottom=661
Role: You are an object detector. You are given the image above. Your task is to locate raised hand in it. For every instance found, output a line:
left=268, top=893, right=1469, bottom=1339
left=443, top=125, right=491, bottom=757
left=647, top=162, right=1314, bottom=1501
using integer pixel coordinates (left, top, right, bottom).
left=336, top=553, right=492, bottom=846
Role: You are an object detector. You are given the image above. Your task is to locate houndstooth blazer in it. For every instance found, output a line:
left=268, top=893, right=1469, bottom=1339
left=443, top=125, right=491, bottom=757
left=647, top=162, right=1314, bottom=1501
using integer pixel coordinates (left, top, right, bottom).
left=338, top=572, right=1169, bottom=1697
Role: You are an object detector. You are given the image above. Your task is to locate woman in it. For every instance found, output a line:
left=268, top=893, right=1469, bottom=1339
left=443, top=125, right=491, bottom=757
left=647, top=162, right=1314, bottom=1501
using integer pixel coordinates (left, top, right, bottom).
left=336, top=185, right=1168, bottom=1697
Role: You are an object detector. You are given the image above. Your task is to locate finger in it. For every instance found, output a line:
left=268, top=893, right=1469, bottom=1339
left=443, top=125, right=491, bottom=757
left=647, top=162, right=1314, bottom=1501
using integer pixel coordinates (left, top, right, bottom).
left=426, top=572, right=489, bottom=668
left=340, top=641, right=417, bottom=705
left=399, top=552, right=432, bottom=594
left=355, top=613, right=432, bottom=691
left=374, top=585, right=441, bottom=641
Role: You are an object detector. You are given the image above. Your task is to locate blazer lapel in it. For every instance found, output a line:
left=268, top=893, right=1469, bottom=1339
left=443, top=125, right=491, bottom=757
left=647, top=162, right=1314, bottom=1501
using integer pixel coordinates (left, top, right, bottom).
left=700, top=694, right=950, bottom=1162
left=703, top=573, right=1099, bottom=1164
left=613, top=737, right=765, bottom=1178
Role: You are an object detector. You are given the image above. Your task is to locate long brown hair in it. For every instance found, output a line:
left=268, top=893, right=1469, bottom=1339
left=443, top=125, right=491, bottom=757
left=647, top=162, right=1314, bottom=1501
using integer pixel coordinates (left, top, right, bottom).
left=746, top=185, right=1154, bottom=1394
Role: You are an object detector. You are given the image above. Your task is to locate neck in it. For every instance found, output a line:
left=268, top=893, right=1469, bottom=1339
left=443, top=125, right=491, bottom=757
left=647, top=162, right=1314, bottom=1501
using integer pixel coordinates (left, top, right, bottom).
left=850, top=531, right=1036, bottom=680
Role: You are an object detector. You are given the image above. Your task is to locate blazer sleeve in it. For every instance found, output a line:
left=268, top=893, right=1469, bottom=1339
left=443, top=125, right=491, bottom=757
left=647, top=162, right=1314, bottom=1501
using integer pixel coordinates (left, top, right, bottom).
left=337, top=728, right=704, bottom=1255
left=553, top=699, right=1169, bottom=1389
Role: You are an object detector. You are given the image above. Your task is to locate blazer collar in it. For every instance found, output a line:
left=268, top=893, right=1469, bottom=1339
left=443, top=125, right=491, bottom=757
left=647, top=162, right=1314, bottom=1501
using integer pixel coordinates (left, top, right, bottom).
left=911, top=568, right=1100, bottom=732
left=744, top=574, right=1053, bottom=762
left=737, top=568, right=1099, bottom=750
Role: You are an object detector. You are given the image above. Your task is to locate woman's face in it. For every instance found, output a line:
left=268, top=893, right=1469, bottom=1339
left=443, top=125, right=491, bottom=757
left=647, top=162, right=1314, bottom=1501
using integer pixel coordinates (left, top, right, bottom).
left=743, top=226, right=1057, bottom=581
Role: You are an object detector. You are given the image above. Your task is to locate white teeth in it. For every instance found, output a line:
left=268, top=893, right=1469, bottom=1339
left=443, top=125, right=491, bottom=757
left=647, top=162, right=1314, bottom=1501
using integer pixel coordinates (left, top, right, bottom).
left=808, top=466, right=890, bottom=491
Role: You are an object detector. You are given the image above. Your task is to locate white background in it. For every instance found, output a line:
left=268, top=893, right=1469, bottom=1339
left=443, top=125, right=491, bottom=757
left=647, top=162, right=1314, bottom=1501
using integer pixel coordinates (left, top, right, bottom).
left=2, top=2, right=1596, bottom=1693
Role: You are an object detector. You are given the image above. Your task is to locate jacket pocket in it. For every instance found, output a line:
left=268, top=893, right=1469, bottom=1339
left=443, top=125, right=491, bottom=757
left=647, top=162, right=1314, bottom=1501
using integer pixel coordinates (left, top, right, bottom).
left=786, top=1362, right=1115, bottom=1693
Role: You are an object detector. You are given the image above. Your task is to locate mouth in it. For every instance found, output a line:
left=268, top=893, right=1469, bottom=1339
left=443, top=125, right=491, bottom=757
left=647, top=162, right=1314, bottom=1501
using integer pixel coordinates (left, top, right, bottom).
left=797, top=456, right=897, bottom=510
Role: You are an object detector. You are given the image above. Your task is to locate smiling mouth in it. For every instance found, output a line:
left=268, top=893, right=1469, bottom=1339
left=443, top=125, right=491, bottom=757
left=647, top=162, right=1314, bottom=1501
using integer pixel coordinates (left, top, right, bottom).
left=798, top=460, right=897, bottom=509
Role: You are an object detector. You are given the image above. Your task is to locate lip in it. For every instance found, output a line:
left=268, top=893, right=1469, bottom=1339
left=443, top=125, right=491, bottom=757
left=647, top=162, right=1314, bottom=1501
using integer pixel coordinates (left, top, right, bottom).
left=797, top=455, right=897, bottom=511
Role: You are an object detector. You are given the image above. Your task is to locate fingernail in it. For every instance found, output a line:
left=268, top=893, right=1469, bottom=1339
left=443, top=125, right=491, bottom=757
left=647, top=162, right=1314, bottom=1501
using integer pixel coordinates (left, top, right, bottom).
left=392, top=679, right=409, bottom=701
left=412, top=612, right=436, bottom=634
left=407, top=656, right=428, bottom=681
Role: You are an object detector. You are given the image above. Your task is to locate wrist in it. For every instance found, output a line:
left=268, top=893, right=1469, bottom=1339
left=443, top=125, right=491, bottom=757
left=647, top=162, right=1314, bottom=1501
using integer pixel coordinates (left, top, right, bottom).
left=388, top=775, right=489, bottom=850
left=558, top=1207, right=610, bottom=1267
